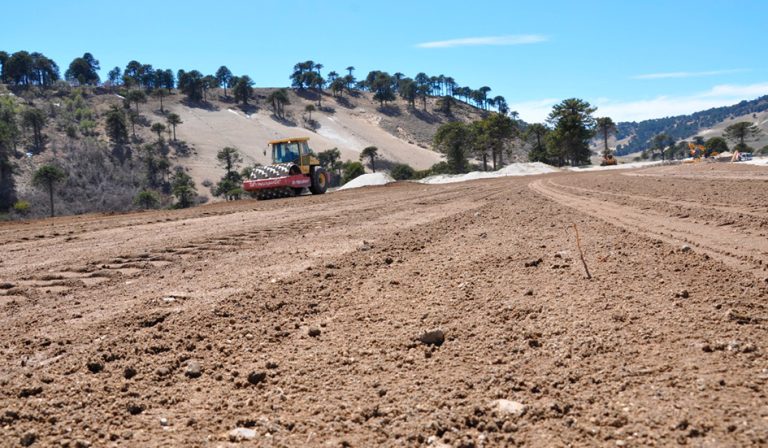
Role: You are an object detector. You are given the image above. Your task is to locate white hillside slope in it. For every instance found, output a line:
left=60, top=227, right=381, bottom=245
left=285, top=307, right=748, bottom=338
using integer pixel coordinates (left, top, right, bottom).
left=167, top=102, right=442, bottom=195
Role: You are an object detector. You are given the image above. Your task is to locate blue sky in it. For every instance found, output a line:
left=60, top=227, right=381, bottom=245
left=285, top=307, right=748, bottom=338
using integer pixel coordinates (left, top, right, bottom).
left=2, top=0, right=766, bottom=122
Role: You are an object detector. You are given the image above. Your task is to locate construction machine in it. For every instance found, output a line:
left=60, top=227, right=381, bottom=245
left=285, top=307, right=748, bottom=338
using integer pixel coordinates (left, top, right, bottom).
left=243, top=137, right=329, bottom=199
left=688, top=142, right=717, bottom=160
left=600, top=153, right=618, bottom=166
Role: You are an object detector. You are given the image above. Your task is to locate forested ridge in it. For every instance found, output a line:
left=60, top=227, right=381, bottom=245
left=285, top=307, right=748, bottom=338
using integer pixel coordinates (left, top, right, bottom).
left=615, top=95, right=768, bottom=155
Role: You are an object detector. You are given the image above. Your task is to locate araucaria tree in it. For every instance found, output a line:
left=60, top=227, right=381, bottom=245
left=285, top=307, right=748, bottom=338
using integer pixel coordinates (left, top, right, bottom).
left=482, top=113, right=517, bottom=170
left=304, top=104, right=315, bottom=121
left=546, top=98, right=596, bottom=167
left=650, top=133, right=672, bottom=160
left=525, top=123, right=550, bottom=163
left=64, top=52, right=100, bottom=85
left=724, top=121, right=762, bottom=151
left=105, top=106, right=129, bottom=145
left=399, top=79, right=418, bottom=109
left=32, top=164, right=66, bottom=217
left=290, top=61, right=322, bottom=90
left=166, top=113, right=182, bottom=141
left=177, top=70, right=205, bottom=102
left=267, top=89, right=290, bottom=118
left=126, top=90, right=147, bottom=114
left=171, top=167, right=196, bottom=208
left=233, top=76, right=254, bottom=106
left=152, top=88, right=167, bottom=113
left=21, top=108, right=47, bottom=153
left=595, top=117, right=616, bottom=157
left=217, top=147, right=242, bottom=179
left=359, top=146, right=378, bottom=172
left=150, top=123, right=166, bottom=142
left=433, top=122, right=471, bottom=173
left=3, top=51, right=60, bottom=87
left=215, top=66, right=233, bottom=97
left=369, top=72, right=395, bottom=107
left=215, top=147, right=243, bottom=199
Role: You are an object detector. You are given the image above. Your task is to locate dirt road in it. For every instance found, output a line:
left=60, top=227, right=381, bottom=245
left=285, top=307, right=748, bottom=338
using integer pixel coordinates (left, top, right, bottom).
left=1, top=163, right=767, bottom=447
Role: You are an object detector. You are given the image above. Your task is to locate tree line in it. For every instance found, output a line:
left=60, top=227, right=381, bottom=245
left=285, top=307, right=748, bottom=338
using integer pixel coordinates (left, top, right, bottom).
left=615, top=95, right=768, bottom=156
left=289, top=60, right=510, bottom=114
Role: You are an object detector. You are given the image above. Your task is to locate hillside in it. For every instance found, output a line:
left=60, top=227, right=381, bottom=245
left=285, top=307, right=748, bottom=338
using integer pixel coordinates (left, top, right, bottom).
left=168, top=88, right=485, bottom=188
left=2, top=84, right=492, bottom=217
left=615, top=95, right=768, bottom=155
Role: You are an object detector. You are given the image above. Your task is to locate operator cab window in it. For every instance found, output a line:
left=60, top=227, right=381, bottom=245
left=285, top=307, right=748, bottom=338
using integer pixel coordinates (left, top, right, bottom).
left=273, top=142, right=301, bottom=163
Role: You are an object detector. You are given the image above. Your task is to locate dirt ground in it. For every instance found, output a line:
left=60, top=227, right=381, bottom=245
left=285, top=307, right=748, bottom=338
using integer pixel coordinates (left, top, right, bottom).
left=1, top=162, right=767, bottom=447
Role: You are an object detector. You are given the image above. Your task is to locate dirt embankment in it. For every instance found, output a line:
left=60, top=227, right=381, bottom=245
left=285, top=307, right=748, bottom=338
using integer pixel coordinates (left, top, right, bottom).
left=1, top=162, right=767, bottom=447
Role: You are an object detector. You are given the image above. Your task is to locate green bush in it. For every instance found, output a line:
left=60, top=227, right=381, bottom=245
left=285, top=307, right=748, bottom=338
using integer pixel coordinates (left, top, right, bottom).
left=12, top=200, right=31, bottom=215
left=758, top=145, right=768, bottom=155
left=733, top=143, right=754, bottom=153
left=389, top=163, right=415, bottom=180
left=429, top=161, right=452, bottom=175
left=412, top=169, right=432, bottom=180
left=133, top=190, right=160, bottom=209
left=225, top=187, right=244, bottom=200
left=341, top=161, right=365, bottom=184
left=79, top=120, right=97, bottom=137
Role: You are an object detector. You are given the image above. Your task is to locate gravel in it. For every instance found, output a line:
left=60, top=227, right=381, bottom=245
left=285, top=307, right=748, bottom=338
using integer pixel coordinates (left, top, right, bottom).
left=418, top=329, right=445, bottom=346
left=185, top=361, right=202, bottom=378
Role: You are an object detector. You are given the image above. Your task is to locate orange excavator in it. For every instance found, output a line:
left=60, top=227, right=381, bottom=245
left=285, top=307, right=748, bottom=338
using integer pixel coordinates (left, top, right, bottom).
left=688, top=142, right=706, bottom=159
left=600, top=153, right=618, bottom=166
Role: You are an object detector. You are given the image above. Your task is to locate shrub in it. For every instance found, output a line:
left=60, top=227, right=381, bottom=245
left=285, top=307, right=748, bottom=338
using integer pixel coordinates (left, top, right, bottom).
left=429, top=161, right=452, bottom=175
left=79, top=120, right=97, bottom=137
left=733, top=143, right=754, bottom=153
left=12, top=200, right=31, bottom=215
left=226, top=187, right=244, bottom=200
left=412, top=169, right=432, bottom=180
left=341, top=161, right=365, bottom=184
left=133, top=190, right=160, bottom=209
left=389, top=163, right=415, bottom=180
left=65, top=124, right=78, bottom=139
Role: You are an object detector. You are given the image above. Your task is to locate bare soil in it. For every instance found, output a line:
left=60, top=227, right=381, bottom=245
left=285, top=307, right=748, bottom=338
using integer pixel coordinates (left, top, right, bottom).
left=1, top=162, right=767, bottom=447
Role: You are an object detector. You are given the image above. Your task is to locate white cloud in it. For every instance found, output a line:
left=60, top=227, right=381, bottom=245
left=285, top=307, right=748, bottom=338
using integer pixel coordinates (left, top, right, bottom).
left=416, top=34, right=547, bottom=49
left=510, top=82, right=768, bottom=123
left=506, top=98, right=559, bottom=123
left=700, top=82, right=768, bottom=97
left=632, top=69, right=746, bottom=80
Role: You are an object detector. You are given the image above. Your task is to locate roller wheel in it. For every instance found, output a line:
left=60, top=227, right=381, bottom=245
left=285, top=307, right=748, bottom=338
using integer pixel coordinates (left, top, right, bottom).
left=310, top=167, right=328, bottom=195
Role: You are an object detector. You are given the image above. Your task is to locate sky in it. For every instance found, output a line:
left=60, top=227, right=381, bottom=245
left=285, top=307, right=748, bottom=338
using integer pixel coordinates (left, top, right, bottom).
left=2, top=0, right=767, bottom=123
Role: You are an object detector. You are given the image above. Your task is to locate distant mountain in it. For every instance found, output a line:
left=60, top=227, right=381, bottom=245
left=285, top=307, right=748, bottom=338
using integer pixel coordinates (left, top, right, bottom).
left=615, top=95, right=768, bottom=155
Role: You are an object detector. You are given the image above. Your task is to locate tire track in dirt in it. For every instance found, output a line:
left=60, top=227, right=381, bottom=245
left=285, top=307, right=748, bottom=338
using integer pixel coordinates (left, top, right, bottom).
left=622, top=162, right=768, bottom=180
left=530, top=177, right=768, bottom=277
left=551, top=179, right=768, bottom=221
left=4, top=172, right=768, bottom=447
left=0, top=181, right=509, bottom=343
